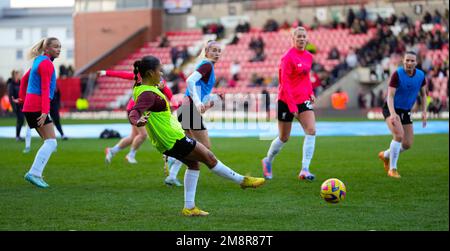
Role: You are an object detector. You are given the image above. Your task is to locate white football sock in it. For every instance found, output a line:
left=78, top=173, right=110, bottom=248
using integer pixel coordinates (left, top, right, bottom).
left=168, top=157, right=183, bottom=179
left=28, top=139, right=57, bottom=177
left=210, top=160, right=244, bottom=184
left=389, top=140, right=402, bottom=170
left=25, top=126, right=31, bottom=149
left=267, top=136, right=285, bottom=163
left=383, top=146, right=405, bottom=159
left=302, top=135, right=316, bottom=171
left=110, top=144, right=121, bottom=154
left=184, top=169, right=200, bottom=209
left=128, top=148, right=136, bottom=158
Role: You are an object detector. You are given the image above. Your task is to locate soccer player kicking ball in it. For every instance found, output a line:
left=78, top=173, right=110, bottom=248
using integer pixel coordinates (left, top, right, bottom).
left=128, top=55, right=265, bottom=216
left=378, top=51, right=428, bottom=178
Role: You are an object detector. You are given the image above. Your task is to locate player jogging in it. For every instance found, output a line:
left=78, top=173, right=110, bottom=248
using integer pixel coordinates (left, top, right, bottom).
left=378, top=51, right=428, bottom=178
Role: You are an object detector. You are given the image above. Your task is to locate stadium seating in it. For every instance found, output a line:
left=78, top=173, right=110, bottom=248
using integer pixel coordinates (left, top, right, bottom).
left=214, top=27, right=375, bottom=86
left=89, top=30, right=203, bottom=109
left=90, top=27, right=376, bottom=110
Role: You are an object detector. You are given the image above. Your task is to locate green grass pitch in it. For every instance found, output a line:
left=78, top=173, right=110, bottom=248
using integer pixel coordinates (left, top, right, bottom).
left=0, top=134, right=448, bottom=230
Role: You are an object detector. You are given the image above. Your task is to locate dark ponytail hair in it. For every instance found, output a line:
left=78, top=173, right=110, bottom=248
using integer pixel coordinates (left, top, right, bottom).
left=133, top=60, right=141, bottom=87
left=133, top=55, right=161, bottom=87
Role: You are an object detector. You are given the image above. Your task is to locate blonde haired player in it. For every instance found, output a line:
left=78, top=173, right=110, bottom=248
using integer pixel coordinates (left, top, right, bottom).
left=18, top=37, right=61, bottom=188
left=261, top=27, right=318, bottom=181
left=164, top=40, right=223, bottom=186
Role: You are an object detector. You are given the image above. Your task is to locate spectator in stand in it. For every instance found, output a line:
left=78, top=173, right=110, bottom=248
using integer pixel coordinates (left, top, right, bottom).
left=376, top=14, right=385, bottom=26
left=216, top=23, right=225, bottom=39
left=387, top=13, right=398, bottom=26
left=180, top=45, right=190, bottom=65
left=399, top=12, right=411, bottom=27
left=228, top=33, right=240, bottom=45
left=433, top=10, right=442, bottom=24
left=358, top=18, right=368, bottom=33
left=345, top=48, right=358, bottom=69
left=280, top=20, right=290, bottom=30
left=230, top=60, right=241, bottom=80
left=429, top=31, right=444, bottom=50
left=351, top=18, right=362, bottom=34
left=250, top=47, right=266, bottom=62
left=328, top=46, right=340, bottom=60
left=347, top=8, right=356, bottom=28
left=423, top=11, right=433, bottom=24
left=170, top=46, right=179, bottom=67
left=159, top=35, right=170, bottom=48
left=235, top=20, right=250, bottom=33
left=249, top=36, right=265, bottom=53
left=311, top=17, right=321, bottom=30
left=249, top=73, right=264, bottom=87
left=358, top=5, right=367, bottom=21
left=263, top=19, right=279, bottom=32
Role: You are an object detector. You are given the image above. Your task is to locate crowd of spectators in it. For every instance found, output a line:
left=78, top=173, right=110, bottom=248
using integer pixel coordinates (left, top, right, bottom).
left=161, top=6, right=448, bottom=115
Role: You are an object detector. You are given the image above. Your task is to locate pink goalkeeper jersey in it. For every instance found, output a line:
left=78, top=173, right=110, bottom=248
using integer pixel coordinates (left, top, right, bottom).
left=278, top=47, right=313, bottom=113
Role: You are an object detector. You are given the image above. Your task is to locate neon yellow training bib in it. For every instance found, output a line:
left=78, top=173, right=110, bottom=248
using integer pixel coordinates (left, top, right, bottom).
left=133, top=85, right=185, bottom=153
